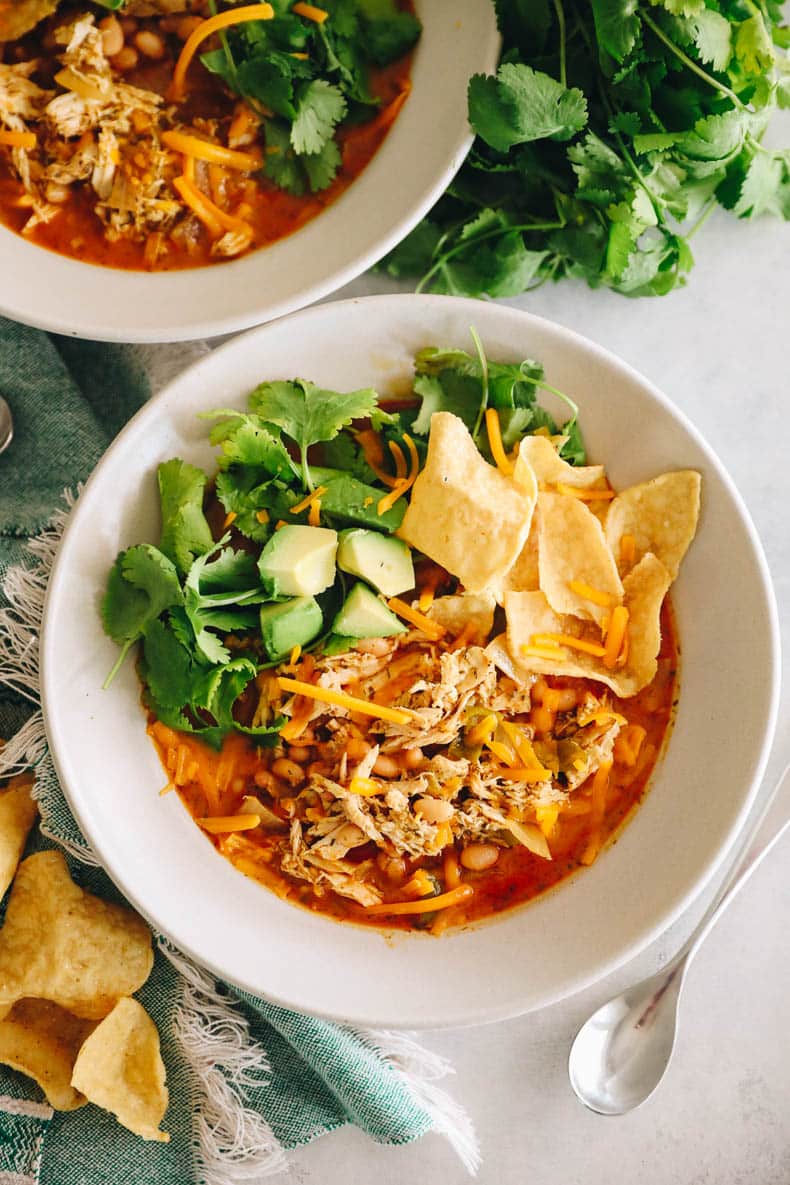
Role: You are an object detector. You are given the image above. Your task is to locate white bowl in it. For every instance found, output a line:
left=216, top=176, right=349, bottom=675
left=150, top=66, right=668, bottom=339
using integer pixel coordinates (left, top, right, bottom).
left=41, top=295, right=781, bottom=1028
left=0, top=4, right=498, bottom=343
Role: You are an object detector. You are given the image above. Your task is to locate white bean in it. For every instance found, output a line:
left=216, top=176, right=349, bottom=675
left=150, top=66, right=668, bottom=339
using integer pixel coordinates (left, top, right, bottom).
left=415, top=797, right=454, bottom=824
left=135, top=30, right=166, bottom=60
left=372, top=753, right=400, bottom=778
left=460, top=843, right=500, bottom=872
left=99, top=15, right=124, bottom=58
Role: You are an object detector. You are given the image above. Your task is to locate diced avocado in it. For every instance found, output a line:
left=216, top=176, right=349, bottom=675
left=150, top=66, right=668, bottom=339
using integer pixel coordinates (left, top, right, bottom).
left=331, top=583, right=407, bottom=639
left=259, top=597, right=323, bottom=661
left=258, top=525, right=337, bottom=597
left=337, top=529, right=415, bottom=597
left=320, top=633, right=359, bottom=657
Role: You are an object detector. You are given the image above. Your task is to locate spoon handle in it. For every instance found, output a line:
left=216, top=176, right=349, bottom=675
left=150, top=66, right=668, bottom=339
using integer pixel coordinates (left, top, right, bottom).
left=665, top=763, right=790, bottom=979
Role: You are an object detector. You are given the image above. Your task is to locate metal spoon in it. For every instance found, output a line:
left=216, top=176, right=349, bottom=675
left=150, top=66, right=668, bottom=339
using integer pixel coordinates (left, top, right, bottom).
left=568, top=763, right=790, bottom=1116
left=0, top=397, right=13, bottom=454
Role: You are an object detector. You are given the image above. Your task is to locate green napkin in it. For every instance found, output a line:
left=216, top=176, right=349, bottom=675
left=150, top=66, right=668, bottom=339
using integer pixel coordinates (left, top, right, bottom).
left=0, top=317, right=479, bottom=1182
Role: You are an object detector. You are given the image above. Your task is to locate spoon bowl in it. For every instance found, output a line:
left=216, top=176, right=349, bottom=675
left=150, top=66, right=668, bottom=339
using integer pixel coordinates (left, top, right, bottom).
left=568, top=967, right=683, bottom=1115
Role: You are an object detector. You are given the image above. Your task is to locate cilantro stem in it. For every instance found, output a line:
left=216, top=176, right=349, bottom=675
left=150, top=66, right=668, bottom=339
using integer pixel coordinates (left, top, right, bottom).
left=469, top=326, right=489, bottom=442
left=533, top=378, right=578, bottom=420
left=103, top=639, right=133, bottom=690
left=416, top=220, right=565, bottom=294
left=300, top=444, right=313, bottom=493
left=685, top=198, right=716, bottom=241
left=552, top=0, right=567, bottom=89
left=639, top=10, right=746, bottom=111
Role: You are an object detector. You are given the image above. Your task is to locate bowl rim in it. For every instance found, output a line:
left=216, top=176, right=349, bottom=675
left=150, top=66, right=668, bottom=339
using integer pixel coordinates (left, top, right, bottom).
left=0, top=6, right=500, bottom=344
left=40, top=294, right=782, bottom=1027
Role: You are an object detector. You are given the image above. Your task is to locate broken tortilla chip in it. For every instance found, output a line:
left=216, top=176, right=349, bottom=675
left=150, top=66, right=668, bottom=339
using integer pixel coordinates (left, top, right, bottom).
left=605, top=470, right=701, bottom=579
left=427, top=592, right=496, bottom=640
left=0, top=998, right=95, bottom=1111
left=505, top=553, right=672, bottom=696
left=538, top=492, right=623, bottom=625
left=398, top=412, right=535, bottom=593
left=0, top=0, right=60, bottom=40
left=71, top=997, right=169, bottom=1142
left=0, top=775, right=38, bottom=899
left=0, top=851, right=153, bottom=1019
left=517, top=435, right=605, bottom=489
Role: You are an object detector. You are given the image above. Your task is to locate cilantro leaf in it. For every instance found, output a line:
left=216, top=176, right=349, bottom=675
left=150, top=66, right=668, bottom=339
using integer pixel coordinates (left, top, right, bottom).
left=356, top=0, right=422, bottom=65
left=101, top=545, right=183, bottom=685
left=157, top=459, right=214, bottom=577
left=291, top=79, right=347, bottom=155
left=468, top=63, right=588, bottom=152
left=207, top=411, right=296, bottom=479
left=591, top=0, right=641, bottom=63
left=141, top=618, right=194, bottom=713
left=249, top=379, right=378, bottom=490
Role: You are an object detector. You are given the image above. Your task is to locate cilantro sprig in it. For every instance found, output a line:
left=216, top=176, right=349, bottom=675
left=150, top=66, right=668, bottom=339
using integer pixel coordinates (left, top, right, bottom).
left=383, top=0, right=790, bottom=298
left=200, top=0, right=421, bottom=196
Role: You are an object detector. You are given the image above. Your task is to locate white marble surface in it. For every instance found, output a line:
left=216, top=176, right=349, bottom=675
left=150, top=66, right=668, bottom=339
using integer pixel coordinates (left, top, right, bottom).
left=262, top=210, right=790, bottom=1184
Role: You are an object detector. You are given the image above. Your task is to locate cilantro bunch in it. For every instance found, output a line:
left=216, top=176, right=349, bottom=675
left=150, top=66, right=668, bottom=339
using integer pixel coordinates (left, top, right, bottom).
left=201, top=0, right=421, bottom=196
left=383, top=0, right=790, bottom=297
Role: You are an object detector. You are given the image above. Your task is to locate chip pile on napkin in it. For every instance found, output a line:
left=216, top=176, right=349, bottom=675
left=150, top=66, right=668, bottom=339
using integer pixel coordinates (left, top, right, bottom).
left=0, top=317, right=479, bottom=1183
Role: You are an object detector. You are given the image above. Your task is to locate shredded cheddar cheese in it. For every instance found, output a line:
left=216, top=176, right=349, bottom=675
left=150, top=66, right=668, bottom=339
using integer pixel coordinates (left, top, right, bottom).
left=198, top=815, right=261, bottom=833
left=293, top=2, right=329, bottom=21
left=567, top=579, right=614, bottom=608
left=348, top=777, right=384, bottom=796
left=555, top=482, right=615, bottom=501
left=490, top=765, right=552, bottom=783
left=277, top=678, right=413, bottom=724
left=0, top=129, right=37, bottom=150
left=388, top=440, right=408, bottom=480
left=520, top=643, right=566, bottom=662
left=485, top=407, right=514, bottom=476
left=222, top=510, right=237, bottom=529
left=531, top=632, right=607, bottom=658
left=256, top=508, right=270, bottom=524
left=387, top=598, right=445, bottom=640
left=162, top=130, right=261, bottom=171
left=602, top=606, right=629, bottom=669
left=620, top=533, right=636, bottom=565
left=290, top=485, right=328, bottom=515
left=466, top=713, right=497, bottom=747
left=364, top=884, right=473, bottom=916
left=308, top=498, right=321, bottom=527
left=169, top=4, right=275, bottom=101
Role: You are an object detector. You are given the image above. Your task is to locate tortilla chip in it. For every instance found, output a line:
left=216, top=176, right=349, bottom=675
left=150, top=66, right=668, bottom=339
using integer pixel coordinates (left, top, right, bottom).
left=0, top=0, right=60, bottom=39
left=505, top=553, right=672, bottom=696
left=0, top=775, right=38, bottom=899
left=0, top=998, right=95, bottom=1111
left=398, top=412, right=535, bottom=593
left=71, top=997, right=169, bottom=1142
left=538, top=492, right=623, bottom=625
left=427, top=592, right=496, bottom=640
left=0, top=851, right=153, bottom=1019
left=517, top=436, right=605, bottom=489
left=503, top=517, right=540, bottom=594
left=605, top=470, right=701, bottom=579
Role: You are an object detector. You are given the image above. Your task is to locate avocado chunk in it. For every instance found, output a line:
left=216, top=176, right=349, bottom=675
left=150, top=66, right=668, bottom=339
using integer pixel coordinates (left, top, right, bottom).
left=337, top=529, right=415, bottom=597
left=258, top=525, right=337, bottom=597
left=259, top=597, right=323, bottom=661
left=331, top=583, right=407, bottom=639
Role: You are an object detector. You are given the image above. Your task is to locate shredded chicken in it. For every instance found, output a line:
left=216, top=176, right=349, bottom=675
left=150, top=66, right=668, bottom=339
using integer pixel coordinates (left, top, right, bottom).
left=255, top=630, right=624, bottom=906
